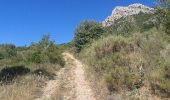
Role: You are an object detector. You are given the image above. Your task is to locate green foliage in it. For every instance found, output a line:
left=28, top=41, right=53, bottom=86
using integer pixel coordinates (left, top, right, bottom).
left=38, top=34, right=53, bottom=49
left=0, top=44, right=17, bottom=59
left=105, top=13, right=156, bottom=36
left=150, top=66, right=170, bottom=96
left=0, top=53, right=4, bottom=60
left=47, top=45, right=65, bottom=66
left=74, top=21, right=105, bottom=52
left=78, top=28, right=170, bottom=97
left=58, top=42, right=74, bottom=52
left=105, top=16, right=138, bottom=36
left=30, top=51, right=41, bottom=64
left=104, top=67, right=143, bottom=91
left=93, top=36, right=130, bottom=59
left=149, top=43, right=170, bottom=95
left=27, top=34, right=65, bottom=66
left=157, top=0, right=170, bottom=34
left=0, top=34, right=65, bottom=71
left=158, top=0, right=170, bottom=6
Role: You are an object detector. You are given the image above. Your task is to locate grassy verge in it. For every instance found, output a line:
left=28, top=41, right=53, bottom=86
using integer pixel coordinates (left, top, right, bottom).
left=78, top=28, right=170, bottom=99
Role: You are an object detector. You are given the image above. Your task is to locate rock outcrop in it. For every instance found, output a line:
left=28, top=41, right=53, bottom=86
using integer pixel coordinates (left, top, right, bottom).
left=102, top=3, right=154, bottom=27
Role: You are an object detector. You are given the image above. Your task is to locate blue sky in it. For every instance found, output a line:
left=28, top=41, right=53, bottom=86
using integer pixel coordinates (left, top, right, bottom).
left=0, top=0, right=156, bottom=46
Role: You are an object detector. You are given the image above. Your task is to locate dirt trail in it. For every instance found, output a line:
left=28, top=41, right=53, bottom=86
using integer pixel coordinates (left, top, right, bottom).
left=34, top=69, right=64, bottom=100
left=35, top=52, right=96, bottom=100
left=63, top=52, right=96, bottom=100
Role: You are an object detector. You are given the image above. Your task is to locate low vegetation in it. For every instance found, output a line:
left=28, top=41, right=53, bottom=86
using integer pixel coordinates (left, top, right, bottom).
left=73, top=1, right=170, bottom=99
left=78, top=29, right=170, bottom=97
left=0, top=34, right=65, bottom=100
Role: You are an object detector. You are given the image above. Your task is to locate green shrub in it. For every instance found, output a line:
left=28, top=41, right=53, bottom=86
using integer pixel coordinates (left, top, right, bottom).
left=30, top=51, right=41, bottom=64
left=0, top=44, right=17, bottom=59
left=157, top=0, right=170, bottom=34
left=47, top=45, right=65, bottom=66
left=0, top=53, right=4, bottom=60
left=104, top=67, right=143, bottom=91
left=149, top=43, right=170, bottom=96
left=104, top=67, right=128, bottom=91
left=6, top=47, right=17, bottom=58
left=25, top=34, right=65, bottom=66
left=150, top=66, right=170, bottom=96
left=74, top=21, right=105, bottom=52
left=94, top=36, right=130, bottom=59
left=79, top=34, right=144, bottom=91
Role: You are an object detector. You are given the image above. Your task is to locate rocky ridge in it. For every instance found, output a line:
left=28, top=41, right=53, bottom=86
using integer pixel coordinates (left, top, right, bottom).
left=102, top=3, right=154, bottom=27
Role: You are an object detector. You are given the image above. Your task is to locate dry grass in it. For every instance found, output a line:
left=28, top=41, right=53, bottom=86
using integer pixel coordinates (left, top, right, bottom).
left=78, top=28, right=170, bottom=99
left=0, top=63, right=61, bottom=100
left=0, top=75, right=46, bottom=100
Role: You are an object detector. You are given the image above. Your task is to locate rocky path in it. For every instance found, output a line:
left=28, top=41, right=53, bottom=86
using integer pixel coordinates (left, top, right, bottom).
left=63, top=53, right=96, bottom=100
left=35, top=52, right=96, bottom=100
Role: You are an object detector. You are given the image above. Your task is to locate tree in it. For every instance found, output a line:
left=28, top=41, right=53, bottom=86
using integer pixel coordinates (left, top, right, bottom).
left=38, top=33, right=54, bottom=50
left=74, top=21, right=105, bottom=52
left=157, top=0, right=170, bottom=34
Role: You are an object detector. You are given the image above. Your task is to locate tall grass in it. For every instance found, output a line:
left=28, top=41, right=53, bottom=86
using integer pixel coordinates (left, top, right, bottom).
left=0, top=74, right=46, bottom=100
left=78, top=28, right=170, bottom=98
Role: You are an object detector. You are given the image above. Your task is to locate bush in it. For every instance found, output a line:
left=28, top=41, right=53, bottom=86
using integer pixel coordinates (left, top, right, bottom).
left=26, top=34, right=65, bottom=66
left=150, top=66, right=170, bottom=96
left=30, top=51, right=42, bottom=64
left=0, top=53, right=4, bottom=60
left=47, top=45, right=65, bottom=66
left=74, top=21, right=105, bottom=52
left=157, top=0, right=170, bottom=34
left=149, top=43, right=170, bottom=96
left=104, top=67, right=127, bottom=91
left=79, top=35, right=144, bottom=91
left=104, top=67, right=143, bottom=91
left=94, top=36, right=130, bottom=59
left=0, top=44, right=17, bottom=59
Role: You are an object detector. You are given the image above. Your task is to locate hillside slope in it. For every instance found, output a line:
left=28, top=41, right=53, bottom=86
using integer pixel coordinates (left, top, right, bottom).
left=73, top=3, right=170, bottom=100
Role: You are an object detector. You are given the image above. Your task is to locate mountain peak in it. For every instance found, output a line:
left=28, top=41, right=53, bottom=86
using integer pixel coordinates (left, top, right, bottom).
left=102, top=3, right=154, bottom=27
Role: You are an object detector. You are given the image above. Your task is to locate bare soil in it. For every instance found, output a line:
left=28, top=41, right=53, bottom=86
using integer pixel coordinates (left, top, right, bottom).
left=35, top=52, right=96, bottom=100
